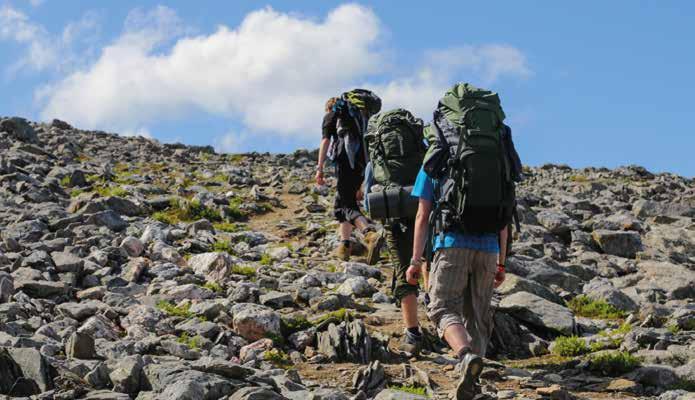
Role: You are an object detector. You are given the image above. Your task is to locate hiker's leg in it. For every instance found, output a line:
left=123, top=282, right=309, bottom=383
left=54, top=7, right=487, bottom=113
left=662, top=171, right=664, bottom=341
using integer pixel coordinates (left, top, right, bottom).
left=401, top=293, right=418, bottom=328
left=464, top=250, right=497, bottom=356
left=388, top=221, right=418, bottom=327
left=353, top=215, right=370, bottom=232
left=339, top=221, right=353, bottom=241
left=427, top=248, right=473, bottom=354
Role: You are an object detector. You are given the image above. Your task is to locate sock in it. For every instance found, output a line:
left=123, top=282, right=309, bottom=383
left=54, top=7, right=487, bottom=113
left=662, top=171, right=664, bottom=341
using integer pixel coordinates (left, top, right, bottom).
left=457, top=346, right=471, bottom=360
left=407, top=326, right=422, bottom=337
left=341, top=240, right=351, bottom=247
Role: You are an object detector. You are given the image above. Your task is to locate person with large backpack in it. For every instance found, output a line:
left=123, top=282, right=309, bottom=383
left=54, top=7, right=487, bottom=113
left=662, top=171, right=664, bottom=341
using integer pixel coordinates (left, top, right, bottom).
left=316, top=89, right=383, bottom=261
left=407, top=83, right=522, bottom=400
left=363, top=108, right=428, bottom=355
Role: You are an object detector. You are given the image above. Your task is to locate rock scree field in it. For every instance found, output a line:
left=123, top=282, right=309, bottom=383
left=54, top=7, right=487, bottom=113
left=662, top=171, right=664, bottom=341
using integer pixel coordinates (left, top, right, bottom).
left=0, top=116, right=694, bottom=400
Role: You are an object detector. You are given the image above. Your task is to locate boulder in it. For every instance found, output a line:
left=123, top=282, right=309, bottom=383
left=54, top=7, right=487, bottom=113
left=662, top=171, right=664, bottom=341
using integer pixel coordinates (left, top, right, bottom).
left=498, top=292, right=575, bottom=336
left=188, top=252, right=234, bottom=281
left=583, top=278, right=638, bottom=311
left=592, top=230, right=642, bottom=258
left=66, top=331, right=96, bottom=359
left=231, top=303, right=281, bottom=341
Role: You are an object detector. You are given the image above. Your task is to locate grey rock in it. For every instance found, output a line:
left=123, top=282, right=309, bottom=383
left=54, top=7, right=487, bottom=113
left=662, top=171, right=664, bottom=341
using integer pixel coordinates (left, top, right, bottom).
left=536, top=209, right=576, bottom=236
left=85, top=210, right=128, bottom=231
left=15, top=279, right=69, bottom=298
left=122, top=257, right=148, bottom=282
left=0, top=348, right=24, bottom=395
left=188, top=252, right=234, bottom=281
left=592, top=230, right=642, bottom=258
left=337, top=276, right=376, bottom=298
left=497, top=273, right=564, bottom=305
left=260, top=290, right=294, bottom=308
left=57, top=300, right=101, bottom=320
left=66, top=331, right=96, bottom=359
left=50, top=251, right=84, bottom=273
left=231, top=303, right=281, bottom=341
left=5, top=347, right=55, bottom=392
left=353, top=360, right=385, bottom=394
left=120, top=236, right=145, bottom=257
left=373, top=389, right=428, bottom=399
left=0, top=272, right=14, bottom=303
left=499, top=291, right=576, bottom=335
left=109, top=354, right=145, bottom=396
left=583, top=278, right=638, bottom=311
left=1, top=117, right=38, bottom=142
left=630, top=365, right=679, bottom=388
left=229, top=387, right=285, bottom=400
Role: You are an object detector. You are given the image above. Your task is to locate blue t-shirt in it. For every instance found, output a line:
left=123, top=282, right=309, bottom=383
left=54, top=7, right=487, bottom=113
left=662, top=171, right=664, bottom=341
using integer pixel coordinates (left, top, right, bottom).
left=411, top=167, right=499, bottom=254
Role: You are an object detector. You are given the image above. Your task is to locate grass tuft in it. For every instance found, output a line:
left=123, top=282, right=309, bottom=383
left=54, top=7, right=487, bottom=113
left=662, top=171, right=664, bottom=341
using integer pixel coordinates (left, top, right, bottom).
left=588, top=351, right=641, bottom=376
left=567, top=295, right=626, bottom=320
left=388, top=384, right=427, bottom=396
left=231, top=265, right=257, bottom=277
left=263, top=348, right=291, bottom=368
left=177, top=332, right=205, bottom=350
left=213, top=222, right=244, bottom=232
left=259, top=253, right=273, bottom=266
left=157, top=300, right=193, bottom=318
left=203, top=281, right=224, bottom=293
left=552, top=336, right=589, bottom=357
left=212, top=240, right=235, bottom=255
left=152, top=198, right=222, bottom=225
left=311, top=308, right=353, bottom=326
left=282, top=315, right=312, bottom=334
left=95, top=185, right=129, bottom=197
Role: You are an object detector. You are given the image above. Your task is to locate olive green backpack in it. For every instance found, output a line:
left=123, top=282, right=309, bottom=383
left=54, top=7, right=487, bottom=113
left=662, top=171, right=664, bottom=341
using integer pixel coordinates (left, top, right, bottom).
left=365, top=108, right=426, bottom=188
left=423, top=83, right=516, bottom=234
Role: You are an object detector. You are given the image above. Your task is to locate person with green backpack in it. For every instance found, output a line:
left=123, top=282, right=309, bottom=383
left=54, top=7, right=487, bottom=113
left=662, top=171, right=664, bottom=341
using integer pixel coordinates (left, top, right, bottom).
left=407, top=83, right=522, bottom=400
left=363, top=108, right=428, bottom=355
left=317, top=90, right=383, bottom=262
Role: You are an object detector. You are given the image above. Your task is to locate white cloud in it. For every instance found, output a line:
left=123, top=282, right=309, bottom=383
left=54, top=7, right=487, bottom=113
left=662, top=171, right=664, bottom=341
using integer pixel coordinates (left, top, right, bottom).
left=373, top=44, right=532, bottom=121
left=0, top=5, right=100, bottom=74
left=36, top=4, right=531, bottom=148
left=40, top=4, right=383, bottom=137
left=28, top=0, right=45, bottom=7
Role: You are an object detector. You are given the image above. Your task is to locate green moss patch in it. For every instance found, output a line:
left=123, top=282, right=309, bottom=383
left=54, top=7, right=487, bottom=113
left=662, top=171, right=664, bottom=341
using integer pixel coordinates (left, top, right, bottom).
left=567, top=295, right=626, bottom=320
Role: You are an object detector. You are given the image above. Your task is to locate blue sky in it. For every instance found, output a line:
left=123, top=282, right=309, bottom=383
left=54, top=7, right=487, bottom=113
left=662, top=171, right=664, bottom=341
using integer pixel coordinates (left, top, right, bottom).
left=1, top=1, right=693, bottom=177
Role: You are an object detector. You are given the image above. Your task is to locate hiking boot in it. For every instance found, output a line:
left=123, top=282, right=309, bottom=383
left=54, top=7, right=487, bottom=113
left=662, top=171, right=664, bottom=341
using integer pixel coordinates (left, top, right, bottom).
left=364, top=230, right=384, bottom=265
left=335, top=242, right=351, bottom=261
left=397, top=329, right=423, bottom=357
left=454, top=352, right=484, bottom=400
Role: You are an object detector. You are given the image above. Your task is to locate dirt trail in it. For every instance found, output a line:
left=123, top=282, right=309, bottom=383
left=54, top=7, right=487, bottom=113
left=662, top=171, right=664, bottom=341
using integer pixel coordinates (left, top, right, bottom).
left=245, top=184, right=641, bottom=399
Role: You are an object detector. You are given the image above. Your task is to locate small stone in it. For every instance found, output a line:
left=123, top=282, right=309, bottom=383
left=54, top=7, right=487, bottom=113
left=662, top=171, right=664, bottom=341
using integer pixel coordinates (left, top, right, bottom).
left=120, top=236, right=144, bottom=257
left=66, top=331, right=96, bottom=359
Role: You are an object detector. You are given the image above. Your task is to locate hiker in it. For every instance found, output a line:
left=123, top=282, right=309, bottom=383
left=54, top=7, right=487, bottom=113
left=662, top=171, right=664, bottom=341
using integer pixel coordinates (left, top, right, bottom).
left=408, top=83, right=522, bottom=400
left=362, top=109, right=428, bottom=355
left=316, top=90, right=382, bottom=262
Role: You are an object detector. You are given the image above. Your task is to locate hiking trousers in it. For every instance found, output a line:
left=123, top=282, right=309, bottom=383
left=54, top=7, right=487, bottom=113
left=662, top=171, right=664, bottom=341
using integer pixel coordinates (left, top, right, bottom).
left=333, top=155, right=365, bottom=224
left=427, top=247, right=497, bottom=356
left=385, top=219, right=417, bottom=305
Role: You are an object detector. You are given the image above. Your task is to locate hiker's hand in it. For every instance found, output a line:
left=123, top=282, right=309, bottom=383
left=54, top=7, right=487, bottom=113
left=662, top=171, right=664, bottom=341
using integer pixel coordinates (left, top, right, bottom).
left=356, top=188, right=364, bottom=201
left=494, top=268, right=506, bottom=288
left=315, top=169, right=325, bottom=186
left=406, top=264, right=421, bottom=285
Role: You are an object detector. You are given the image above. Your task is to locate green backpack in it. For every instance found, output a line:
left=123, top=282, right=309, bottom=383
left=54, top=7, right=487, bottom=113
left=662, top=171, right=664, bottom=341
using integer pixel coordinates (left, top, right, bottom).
left=423, top=83, right=515, bottom=234
left=365, top=108, right=426, bottom=187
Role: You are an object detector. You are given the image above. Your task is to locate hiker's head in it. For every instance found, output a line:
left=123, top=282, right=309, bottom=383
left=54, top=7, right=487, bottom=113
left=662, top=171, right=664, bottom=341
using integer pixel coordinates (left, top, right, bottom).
left=325, top=97, right=338, bottom=113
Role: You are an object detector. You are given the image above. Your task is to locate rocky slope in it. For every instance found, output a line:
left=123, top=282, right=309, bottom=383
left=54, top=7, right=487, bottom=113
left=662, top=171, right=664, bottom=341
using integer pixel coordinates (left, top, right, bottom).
left=0, top=116, right=694, bottom=400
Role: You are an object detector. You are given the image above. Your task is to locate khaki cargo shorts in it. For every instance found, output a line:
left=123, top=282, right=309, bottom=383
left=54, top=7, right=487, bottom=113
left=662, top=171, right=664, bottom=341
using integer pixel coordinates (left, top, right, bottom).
left=426, top=247, right=497, bottom=356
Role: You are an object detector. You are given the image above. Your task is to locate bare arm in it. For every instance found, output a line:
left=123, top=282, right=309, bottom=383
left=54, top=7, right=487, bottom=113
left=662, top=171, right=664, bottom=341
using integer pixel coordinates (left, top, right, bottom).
left=498, top=225, right=508, bottom=266
left=406, top=198, right=432, bottom=285
left=495, top=225, right=509, bottom=287
left=412, top=198, right=432, bottom=262
left=316, top=138, right=330, bottom=185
